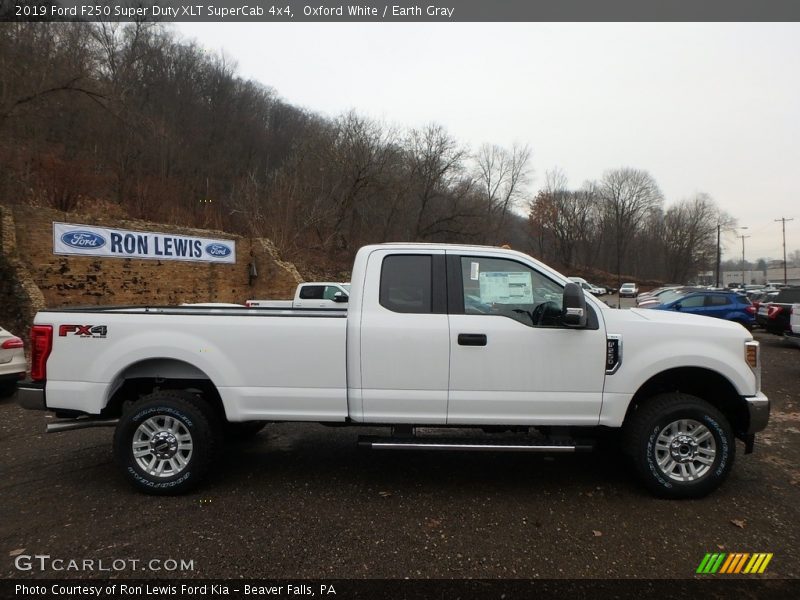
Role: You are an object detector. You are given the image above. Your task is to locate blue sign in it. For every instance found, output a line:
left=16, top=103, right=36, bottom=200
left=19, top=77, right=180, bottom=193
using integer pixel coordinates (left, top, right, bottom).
left=60, top=230, right=107, bottom=250
left=205, top=243, right=232, bottom=258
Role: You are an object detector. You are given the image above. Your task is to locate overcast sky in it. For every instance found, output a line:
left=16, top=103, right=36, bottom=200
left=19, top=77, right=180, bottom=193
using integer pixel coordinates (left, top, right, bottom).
left=175, top=22, right=799, bottom=262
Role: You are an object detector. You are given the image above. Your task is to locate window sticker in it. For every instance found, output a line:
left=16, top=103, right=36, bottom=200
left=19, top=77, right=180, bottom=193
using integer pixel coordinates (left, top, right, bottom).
left=479, top=271, right=533, bottom=304
left=470, top=261, right=480, bottom=280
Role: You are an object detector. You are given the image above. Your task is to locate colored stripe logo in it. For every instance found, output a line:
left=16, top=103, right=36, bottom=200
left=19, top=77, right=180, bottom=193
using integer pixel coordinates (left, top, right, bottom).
left=697, top=553, right=773, bottom=574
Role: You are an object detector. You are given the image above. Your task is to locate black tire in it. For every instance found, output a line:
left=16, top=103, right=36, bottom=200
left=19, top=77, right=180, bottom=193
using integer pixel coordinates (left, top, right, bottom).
left=224, top=421, right=267, bottom=441
left=623, top=392, right=735, bottom=499
left=113, top=391, right=218, bottom=495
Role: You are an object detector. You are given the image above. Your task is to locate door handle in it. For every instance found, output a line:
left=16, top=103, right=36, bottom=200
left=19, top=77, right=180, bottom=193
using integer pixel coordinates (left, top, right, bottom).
left=458, top=333, right=487, bottom=346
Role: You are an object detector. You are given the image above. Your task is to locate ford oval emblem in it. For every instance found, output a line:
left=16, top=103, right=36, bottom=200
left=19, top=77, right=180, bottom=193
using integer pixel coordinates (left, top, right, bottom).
left=205, top=243, right=232, bottom=258
left=61, top=230, right=106, bottom=249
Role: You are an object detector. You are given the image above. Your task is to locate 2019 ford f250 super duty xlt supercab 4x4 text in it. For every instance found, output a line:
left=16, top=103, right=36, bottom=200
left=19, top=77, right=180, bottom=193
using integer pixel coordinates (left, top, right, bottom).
left=17, top=244, right=768, bottom=498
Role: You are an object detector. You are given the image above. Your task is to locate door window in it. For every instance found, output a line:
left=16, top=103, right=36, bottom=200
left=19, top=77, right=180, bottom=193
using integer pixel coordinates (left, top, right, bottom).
left=380, top=255, right=433, bottom=314
left=459, top=257, right=563, bottom=327
left=299, top=285, right=325, bottom=300
left=323, top=286, right=345, bottom=301
left=677, top=294, right=704, bottom=308
left=705, top=295, right=729, bottom=306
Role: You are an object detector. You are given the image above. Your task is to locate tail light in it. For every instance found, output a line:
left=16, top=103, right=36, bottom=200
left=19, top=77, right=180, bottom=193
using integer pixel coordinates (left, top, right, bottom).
left=30, top=325, right=53, bottom=381
left=245, top=301, right=253, bottom=307
left=745, top=306, right=756, bottom=315
left=767, top=305, right=783, bottom=319
left=1, top=337, right=23, bottom=349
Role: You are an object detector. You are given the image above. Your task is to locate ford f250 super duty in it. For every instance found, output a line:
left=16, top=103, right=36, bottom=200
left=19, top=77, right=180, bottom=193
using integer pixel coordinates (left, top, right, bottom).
left=18, top=244, right=769, bottom=498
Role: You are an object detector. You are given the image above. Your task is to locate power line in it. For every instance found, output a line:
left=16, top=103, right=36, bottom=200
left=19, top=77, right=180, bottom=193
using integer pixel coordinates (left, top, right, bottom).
left=775, top=217, right=794, bottom=285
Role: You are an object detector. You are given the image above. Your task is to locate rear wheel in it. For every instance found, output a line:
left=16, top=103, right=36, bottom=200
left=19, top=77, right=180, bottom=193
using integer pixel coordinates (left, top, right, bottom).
left=113, top=391, right=218, bottom=495
left=624, top=392, right=735, bottom=499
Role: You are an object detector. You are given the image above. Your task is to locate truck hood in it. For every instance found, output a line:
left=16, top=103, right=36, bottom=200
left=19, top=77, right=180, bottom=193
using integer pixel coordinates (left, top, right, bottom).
left=628, top=308, right=748, bottom=334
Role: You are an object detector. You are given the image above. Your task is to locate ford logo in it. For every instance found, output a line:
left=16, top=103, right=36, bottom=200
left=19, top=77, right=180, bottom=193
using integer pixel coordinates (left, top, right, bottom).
left=205, top=243, right=232, bottom=258
left=61, top=231, right=106, bottom=249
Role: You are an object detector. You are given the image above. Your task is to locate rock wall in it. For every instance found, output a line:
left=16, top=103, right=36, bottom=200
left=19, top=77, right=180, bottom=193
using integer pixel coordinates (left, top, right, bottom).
left=0, top=204, right=303, bottom=336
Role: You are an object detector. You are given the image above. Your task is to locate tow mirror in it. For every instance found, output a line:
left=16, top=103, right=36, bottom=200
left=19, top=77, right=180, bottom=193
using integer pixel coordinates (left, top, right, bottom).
left=332, top=292, right=349, bottom=303
left=562, top=283, right=587, bottom=328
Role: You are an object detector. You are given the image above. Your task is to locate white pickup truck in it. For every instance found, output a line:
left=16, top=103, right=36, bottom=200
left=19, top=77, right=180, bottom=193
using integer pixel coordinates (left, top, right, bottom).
left=245, top=282, right=350, bottom=309
left=18, top=244, right=768, bottom=498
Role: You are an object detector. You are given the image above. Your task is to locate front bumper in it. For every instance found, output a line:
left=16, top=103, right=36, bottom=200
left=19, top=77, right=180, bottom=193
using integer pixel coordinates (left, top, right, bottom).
left=745, top=392, right=770, bottom=435
left=17, top=381, right=46, bottom=411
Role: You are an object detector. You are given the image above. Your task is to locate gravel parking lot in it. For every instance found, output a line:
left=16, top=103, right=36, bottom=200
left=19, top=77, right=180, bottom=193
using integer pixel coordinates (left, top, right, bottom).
left=1, top=303, right=798, bottom=580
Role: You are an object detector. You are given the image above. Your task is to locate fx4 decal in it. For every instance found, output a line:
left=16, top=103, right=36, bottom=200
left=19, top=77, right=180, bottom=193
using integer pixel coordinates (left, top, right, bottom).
left=58, top=325, right=108, bottom=338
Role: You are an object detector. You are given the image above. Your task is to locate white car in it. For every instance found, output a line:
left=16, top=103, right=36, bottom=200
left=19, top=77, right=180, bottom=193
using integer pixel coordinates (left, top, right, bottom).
left=0, top=326, right=26, bottom=397
left=787, top=303, right=800, bottom=348
left=619, top=282, right=639, bottom=298
left=247, top=282, right=350, bottom=309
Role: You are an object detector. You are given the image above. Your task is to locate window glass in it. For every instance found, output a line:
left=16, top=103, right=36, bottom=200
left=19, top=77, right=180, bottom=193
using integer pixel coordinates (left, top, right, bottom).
left=380, top=255, right=432, bottom=314
left=299, top=285, right=324, bottom=300
left=460, top=257, right=563, bottom=327
left=323, top=286, right=345, bottom=301
left=677, top=294, right=704, bottom=308
left=706, top=295, right=729, bottom=306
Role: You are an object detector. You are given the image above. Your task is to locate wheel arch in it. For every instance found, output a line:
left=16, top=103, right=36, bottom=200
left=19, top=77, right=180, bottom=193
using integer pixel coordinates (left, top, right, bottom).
left=102, top=358, right=226, bottom=421
left=624, top=367, right=750, bottom=437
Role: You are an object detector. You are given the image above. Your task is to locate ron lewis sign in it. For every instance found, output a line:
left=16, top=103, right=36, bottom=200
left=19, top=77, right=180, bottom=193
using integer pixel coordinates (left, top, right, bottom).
left=53, top=222, right=236, bottom=264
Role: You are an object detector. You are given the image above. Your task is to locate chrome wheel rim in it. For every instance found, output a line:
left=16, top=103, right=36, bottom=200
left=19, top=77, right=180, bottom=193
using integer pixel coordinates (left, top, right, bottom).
left=133, top=416, right=193, bottom=478
left=654, top=419, right=716, bottom=482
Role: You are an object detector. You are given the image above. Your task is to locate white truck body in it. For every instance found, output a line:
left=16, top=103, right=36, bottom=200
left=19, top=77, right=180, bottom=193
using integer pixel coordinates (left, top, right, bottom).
left=246, top=282, right=350, bottom=309
left=18, top=244, right=769, bottom=497
left=787, top=303, right=800, bottom=347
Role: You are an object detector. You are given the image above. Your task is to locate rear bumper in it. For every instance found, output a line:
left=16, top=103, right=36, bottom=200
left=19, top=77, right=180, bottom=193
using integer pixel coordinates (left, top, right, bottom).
left=17, top=381, right=46, bottom=411
left=745, top=392, right=770, bottom=435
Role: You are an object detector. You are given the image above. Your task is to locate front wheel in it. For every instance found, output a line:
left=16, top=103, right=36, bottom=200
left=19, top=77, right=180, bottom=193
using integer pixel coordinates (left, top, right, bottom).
left=113, top=391, right=218, bottom=495
left=624, top=393, right=735, bottom=499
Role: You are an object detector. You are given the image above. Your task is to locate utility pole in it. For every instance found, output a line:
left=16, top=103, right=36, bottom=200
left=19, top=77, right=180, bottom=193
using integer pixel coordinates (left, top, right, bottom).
left=715, top=224, right=721, bottom=287
left=740, top=233, right=750, bottom=286
left=775, top=217, right=794, bottom=285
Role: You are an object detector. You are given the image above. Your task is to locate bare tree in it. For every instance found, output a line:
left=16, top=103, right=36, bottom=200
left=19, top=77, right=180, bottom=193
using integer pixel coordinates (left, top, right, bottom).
left=599, top=168, right=664, bottom=284
left=475, top=142, right=532, bottom=243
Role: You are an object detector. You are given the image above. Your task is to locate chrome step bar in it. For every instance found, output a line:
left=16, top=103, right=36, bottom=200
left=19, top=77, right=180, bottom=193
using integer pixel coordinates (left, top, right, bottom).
left=358, top=436, right=593, bottom=453
left=47, top=418, right=119, bottom=433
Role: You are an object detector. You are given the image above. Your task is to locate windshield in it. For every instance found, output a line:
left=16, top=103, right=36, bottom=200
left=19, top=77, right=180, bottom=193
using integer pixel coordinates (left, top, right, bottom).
left=341, top=284, right=351, bottom=293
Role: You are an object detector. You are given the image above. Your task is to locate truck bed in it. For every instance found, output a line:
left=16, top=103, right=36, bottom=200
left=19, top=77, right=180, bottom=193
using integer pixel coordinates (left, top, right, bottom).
left=35, top=306, right=349, bottom=421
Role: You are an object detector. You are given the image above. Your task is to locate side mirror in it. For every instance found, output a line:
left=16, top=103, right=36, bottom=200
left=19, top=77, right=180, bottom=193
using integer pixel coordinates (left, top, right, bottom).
left=673, top=303, right=682, bottom=310
left=562, top=282, right=587, bottom=328
left=332, top=292, right=349, bottom=303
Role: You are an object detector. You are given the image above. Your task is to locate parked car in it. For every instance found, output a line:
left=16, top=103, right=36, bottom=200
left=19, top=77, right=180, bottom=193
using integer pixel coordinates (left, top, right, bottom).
left=569, top=277, right=605, bottom=296
left=619, top=282, right=638, bottom=298
left=756, top=287, right=800, bottom=335
left=636, top=286, right=678, bottom=305
left=247, top=282, right=350, bottom=309
left=786, top=303, right=800, bottom=348
left=646, top=291, right=755, bottom=329
left=0, top=326, right=26, bottom=397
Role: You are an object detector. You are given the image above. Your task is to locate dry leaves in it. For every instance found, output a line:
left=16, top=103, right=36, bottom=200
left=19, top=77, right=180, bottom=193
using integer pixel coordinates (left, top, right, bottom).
left=731, top=519, right=747, bottom=529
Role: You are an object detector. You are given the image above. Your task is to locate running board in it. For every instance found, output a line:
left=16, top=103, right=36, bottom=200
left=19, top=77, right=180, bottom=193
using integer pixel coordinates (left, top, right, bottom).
left=358, top=436, right=593, bottom=453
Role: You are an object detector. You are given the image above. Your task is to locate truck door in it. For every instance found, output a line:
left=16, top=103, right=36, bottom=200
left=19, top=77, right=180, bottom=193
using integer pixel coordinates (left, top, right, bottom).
left=446, top=252, right=606, bottom=425
left=358, top=250, right=449, bottom=423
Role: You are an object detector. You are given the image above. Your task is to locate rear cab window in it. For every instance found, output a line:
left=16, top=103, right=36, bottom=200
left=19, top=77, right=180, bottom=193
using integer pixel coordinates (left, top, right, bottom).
left=379, top=255, right=433, bottom=314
